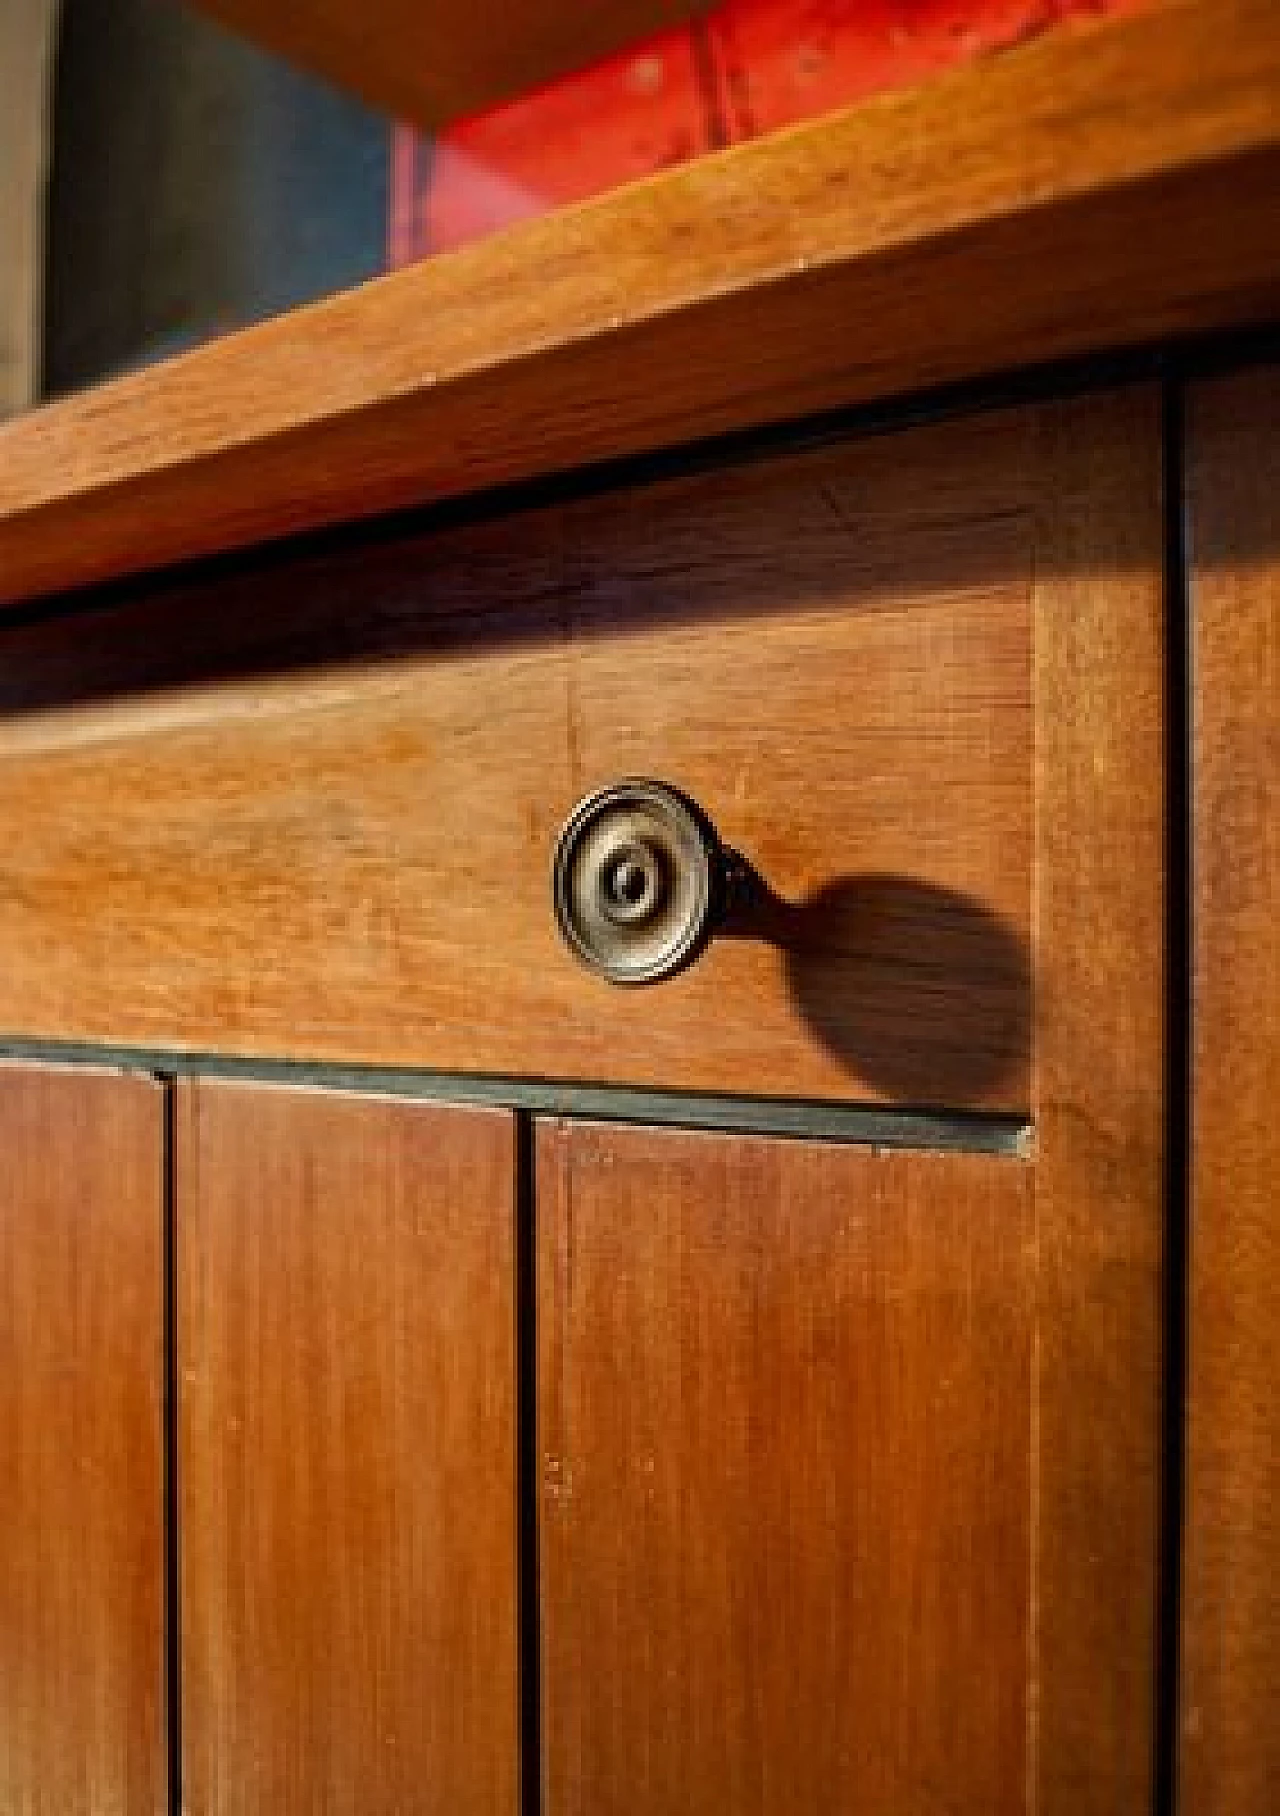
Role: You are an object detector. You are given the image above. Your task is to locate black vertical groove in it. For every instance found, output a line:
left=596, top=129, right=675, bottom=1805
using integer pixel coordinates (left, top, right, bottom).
left=1154, top=377, right=1191, bottom=1816
left=515, top=1110, right=542, bottom=1816
left=161, top=1076, right=182, bottom=1816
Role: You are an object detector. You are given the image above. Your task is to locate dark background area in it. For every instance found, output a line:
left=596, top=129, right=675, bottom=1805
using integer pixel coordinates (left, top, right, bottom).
left=43, top=0, right=389, bottom=398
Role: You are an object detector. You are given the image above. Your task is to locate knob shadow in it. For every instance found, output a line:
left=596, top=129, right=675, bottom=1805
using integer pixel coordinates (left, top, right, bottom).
left=722, top=866, right=1032, bottom=1108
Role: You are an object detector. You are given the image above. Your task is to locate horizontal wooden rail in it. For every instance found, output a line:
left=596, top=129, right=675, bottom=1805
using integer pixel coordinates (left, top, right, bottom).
left=0, top=0, right=1277, bottom=609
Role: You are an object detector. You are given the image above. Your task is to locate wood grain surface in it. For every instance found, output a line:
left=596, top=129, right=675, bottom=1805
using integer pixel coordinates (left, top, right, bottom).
left=177, top=1080, right=518, bottom=1816
left=535, top=389, right=1166, bottom=1816
left=0, top=409, right=1042, bottom=1107
left=0, top=0, right=1275, bottom=606
left=1180, top=370, right=1280, bottom=1816
left=538, top=1123, right=1036, bottom=1815
left=1030, top=387, right=1166, bottom=1813
left=0, top=1062, right=165, bottom=1815
left=193, top=0, right=707, bottom=127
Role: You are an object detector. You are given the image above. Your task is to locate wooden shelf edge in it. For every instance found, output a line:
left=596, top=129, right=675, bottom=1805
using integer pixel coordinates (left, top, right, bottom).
left=1, top=0, right=1277, bottom=610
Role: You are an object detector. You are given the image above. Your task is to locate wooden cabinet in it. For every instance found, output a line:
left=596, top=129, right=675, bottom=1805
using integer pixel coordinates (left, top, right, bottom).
left=0, top=382, right=1176, bottom=1812
left=0, top=1064, right=166, bottom=1815
left=0, top=3, right=1274, bottom=1801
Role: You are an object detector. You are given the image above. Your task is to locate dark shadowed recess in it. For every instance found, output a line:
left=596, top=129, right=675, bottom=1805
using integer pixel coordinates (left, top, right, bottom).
left=43, top=0, right=388, bottom=401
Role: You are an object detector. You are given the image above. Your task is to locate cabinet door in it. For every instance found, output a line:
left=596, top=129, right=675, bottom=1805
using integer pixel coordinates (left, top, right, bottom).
left=539, top=1127, right=1034, bottom=1812
left=1181, top=369, right=1280, bottom=1815
left=178, top=1081, right=518, bottom=1815
left=537, top=392, right=1166, bottom=1816
left=0, top=1063, right=166, bottom=1814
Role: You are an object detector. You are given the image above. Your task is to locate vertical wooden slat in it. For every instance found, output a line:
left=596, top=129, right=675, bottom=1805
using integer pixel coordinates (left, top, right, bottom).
left=0, top=1061, right=166, bottom=1814
left=178, top=1080, right=518, bottom=1815
left=1030, top=386, right=1166, bottom=1813
left=1181, top=368, right=1280, bottom=1816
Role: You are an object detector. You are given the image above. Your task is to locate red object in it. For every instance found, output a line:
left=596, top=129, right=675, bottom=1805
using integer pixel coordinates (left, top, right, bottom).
left=710, top=1, right=1070, bottom=137
left=398, top=26, right=712, bottom=260
left=389, top=0, right=1142, bottom=267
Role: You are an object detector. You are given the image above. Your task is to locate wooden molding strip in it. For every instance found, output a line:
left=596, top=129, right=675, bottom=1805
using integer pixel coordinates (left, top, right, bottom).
left=1, top=0, right=1277, bottom=609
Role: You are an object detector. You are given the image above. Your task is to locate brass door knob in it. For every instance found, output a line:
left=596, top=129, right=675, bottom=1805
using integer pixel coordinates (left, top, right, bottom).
left=552, top=781, right=724, bottom=985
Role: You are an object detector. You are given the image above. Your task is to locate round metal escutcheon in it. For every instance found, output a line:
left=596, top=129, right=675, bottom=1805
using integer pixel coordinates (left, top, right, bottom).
left=552, top=780, right=723, bottom=985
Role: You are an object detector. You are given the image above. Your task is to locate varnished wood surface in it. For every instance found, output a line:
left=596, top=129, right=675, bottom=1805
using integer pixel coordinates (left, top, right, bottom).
left=0, top=408, right=1047, bottom=1106
left=0, top=0, right=1275, bottom=606
left=538, top=1122, right=1035, bottom=1814
left=536, top=391, right=1165, bottom=1816
left=193, top=0, right=706, bottom=127
left=1181, top=371, right=1280, bottom=1816
left=0, top=1062, right=165, bottom=1814
left=177, top=1080, right=518, bottom=1815
left=1030, top=388, right=1166, bottom=1812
